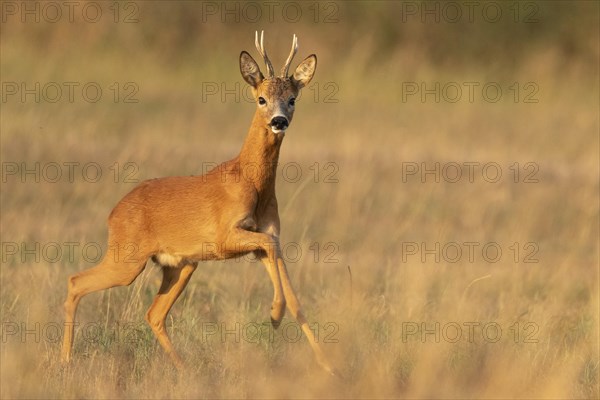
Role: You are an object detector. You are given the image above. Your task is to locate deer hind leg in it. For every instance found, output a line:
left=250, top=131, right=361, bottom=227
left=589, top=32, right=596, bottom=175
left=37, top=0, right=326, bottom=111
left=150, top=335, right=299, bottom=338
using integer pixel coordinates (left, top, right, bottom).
left=61, top=250, right=147, bottom=363
left=145, top=263, right=197, bottom=369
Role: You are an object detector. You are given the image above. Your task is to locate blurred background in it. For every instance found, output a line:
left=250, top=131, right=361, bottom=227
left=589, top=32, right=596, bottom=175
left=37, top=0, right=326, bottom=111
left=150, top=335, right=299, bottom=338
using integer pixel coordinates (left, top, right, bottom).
left=1, top=1, right=598, bottom=398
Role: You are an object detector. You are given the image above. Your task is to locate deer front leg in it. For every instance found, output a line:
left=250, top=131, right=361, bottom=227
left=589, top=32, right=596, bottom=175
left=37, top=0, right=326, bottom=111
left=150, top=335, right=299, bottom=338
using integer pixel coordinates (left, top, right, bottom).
left=258, top=254, right=286, bottom=328
left=225, top=228, right=286, bottom=327
left=225, top=227, right=338, bottom=375
left=276, top=256, right=340, bottom=377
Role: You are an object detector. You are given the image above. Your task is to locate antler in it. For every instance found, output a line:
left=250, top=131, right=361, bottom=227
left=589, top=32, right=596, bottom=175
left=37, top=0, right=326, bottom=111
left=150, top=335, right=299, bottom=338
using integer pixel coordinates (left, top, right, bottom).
left=255, top=30, right=275, bottom=78
left=280, top=34, right=298, bottom=77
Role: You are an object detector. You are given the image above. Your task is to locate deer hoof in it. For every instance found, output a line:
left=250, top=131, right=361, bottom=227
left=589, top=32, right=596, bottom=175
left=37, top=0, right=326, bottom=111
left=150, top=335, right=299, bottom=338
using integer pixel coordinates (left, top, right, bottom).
left=271, top=317, right=281, bottom=329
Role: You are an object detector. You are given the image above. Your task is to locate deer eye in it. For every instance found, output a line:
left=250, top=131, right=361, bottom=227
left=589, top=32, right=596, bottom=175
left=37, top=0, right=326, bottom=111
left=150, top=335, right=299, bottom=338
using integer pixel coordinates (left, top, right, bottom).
left=258, top=97, right=266, bottom=105
left=289, top=98, right=296, bottom=106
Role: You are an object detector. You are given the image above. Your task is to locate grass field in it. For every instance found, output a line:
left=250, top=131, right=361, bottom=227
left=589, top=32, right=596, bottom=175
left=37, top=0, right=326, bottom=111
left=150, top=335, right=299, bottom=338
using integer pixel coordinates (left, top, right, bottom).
left=1, top=2, right=598, bottom=398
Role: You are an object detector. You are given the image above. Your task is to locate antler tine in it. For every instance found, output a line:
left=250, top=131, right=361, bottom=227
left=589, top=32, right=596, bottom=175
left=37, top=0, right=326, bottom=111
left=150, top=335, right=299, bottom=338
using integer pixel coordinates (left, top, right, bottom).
left=280, top=34, right=298, bottom=77
left=254, top=30, right=275, bottom=78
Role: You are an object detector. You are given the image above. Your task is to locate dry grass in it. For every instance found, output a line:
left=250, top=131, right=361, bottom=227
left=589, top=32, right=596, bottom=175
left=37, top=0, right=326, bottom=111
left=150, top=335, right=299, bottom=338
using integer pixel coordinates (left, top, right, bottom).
left=1, top=2, right=598, bottom=399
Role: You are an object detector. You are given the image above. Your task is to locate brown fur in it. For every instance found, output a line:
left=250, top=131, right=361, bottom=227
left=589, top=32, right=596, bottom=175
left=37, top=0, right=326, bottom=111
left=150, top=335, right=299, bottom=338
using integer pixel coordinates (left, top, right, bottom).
left=60, top=33, right=337, bottom=376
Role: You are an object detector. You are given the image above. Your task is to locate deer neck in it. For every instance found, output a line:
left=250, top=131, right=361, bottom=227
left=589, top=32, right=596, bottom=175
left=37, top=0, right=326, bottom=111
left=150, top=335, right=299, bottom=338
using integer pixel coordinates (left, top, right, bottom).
left=238, top=112, right=284, bottom=194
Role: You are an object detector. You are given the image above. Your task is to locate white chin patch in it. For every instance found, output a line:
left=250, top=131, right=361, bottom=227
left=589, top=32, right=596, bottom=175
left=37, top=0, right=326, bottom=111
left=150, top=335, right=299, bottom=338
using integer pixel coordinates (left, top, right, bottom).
left=271, top=127, right=286, bottom=134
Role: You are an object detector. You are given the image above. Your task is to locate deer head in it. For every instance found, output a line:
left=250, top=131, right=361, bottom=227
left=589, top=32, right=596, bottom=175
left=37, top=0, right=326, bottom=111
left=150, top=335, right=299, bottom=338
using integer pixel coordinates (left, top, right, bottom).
left=239, top=31, right=317, bottom=134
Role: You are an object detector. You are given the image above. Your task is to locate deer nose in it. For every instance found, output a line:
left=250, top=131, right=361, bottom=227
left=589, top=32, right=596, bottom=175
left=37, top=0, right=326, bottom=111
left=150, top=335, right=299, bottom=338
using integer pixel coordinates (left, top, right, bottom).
left=270, top=116, right=289, bottom=131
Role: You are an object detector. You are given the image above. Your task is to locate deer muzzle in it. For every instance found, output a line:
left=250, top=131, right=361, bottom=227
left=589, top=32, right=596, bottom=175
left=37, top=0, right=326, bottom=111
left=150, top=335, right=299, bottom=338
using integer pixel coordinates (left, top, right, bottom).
left=270, top=116, right=289, bottom=133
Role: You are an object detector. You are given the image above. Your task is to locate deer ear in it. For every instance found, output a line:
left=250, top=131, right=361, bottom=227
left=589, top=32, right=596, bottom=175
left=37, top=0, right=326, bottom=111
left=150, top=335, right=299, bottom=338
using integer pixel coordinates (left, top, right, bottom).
left=240, top=51, right=264, bottom=88
left=291, top=54, right=317, bottom=89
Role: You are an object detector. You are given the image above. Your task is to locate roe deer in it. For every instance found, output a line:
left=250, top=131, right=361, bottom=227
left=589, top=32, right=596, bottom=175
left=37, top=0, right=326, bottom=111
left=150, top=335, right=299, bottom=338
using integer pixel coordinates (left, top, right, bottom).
left=61, top=31, right=337, bottom=376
